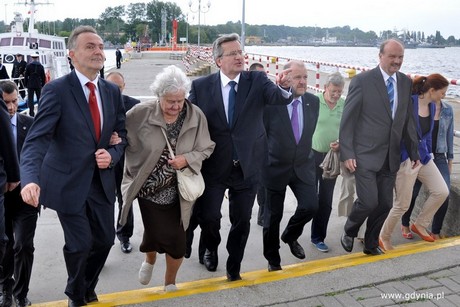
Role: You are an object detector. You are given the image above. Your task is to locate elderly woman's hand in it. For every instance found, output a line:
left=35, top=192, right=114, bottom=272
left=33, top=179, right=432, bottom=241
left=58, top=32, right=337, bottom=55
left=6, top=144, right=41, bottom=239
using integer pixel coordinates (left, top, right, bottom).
left=109, top=132, right=122, bottom=145
left=168, top=155, right=189, bottom=170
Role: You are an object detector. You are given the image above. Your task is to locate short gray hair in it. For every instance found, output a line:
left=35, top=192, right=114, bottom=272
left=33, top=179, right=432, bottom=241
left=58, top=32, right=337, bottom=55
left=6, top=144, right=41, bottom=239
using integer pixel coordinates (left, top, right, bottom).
left=149, top=65, right=191, bottom=99
left=212, top=33, right=240, bottom=62
left=68, top=26, right=98, bottom=50
left=326, top=72, right=345, bottom=87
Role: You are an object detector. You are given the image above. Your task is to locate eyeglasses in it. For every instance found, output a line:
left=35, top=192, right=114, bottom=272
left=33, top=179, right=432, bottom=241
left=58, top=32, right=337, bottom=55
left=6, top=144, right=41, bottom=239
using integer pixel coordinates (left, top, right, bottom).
left=222, top=50, right=244, bottom=57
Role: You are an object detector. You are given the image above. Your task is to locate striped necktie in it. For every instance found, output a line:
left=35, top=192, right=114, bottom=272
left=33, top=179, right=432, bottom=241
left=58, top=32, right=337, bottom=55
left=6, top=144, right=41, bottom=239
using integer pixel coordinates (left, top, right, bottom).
left=387, top=76, right=394, bottom=113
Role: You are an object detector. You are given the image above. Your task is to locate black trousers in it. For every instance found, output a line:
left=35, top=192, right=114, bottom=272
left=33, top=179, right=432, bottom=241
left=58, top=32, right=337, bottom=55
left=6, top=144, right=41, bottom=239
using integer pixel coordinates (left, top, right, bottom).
left=263, top=172, right=318, bottom=266
left=27, top=87, right=41, bottom=116
left=188, top=165, right=256, bottom=275
left=1, top=187, right=39, bottom=299
left=344, top=165, right=396, bottom=250
left=57, top=174, right=114, bottom=301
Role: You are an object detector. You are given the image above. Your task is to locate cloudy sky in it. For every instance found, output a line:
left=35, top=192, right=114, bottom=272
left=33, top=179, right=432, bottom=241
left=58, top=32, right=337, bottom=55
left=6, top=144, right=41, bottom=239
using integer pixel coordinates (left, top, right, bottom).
left=2, top=0, right=459, bottom=38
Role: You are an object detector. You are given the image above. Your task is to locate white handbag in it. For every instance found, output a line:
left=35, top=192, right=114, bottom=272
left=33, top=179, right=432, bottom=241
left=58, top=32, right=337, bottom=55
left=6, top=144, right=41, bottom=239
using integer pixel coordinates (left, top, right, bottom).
left=161, top=128, right=205, bottom=202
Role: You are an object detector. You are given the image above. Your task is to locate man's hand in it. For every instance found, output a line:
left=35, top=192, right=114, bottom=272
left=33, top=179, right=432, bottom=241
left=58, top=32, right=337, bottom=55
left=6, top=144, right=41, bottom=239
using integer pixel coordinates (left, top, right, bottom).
left=276, top=68, right=293, bottom=88
left=411, top=160, right=421, bottom=169
left=95, top=149, right=113, bottom=169
left=344, top=159, right=357, bottom=173
left=21, top=183, right=40, bottom=207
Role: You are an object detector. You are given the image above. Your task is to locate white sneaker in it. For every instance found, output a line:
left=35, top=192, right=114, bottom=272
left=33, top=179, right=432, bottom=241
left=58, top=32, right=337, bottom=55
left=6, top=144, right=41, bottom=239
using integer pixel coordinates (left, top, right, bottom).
left=164, top=284, right=178, bottom=292
left=138, top=261, right=154, bottom=285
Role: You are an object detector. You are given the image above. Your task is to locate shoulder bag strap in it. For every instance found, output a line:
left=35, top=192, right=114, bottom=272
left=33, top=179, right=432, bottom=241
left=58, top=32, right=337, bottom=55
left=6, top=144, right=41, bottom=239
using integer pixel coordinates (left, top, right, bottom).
left=161, top=127, right=176, bottom=159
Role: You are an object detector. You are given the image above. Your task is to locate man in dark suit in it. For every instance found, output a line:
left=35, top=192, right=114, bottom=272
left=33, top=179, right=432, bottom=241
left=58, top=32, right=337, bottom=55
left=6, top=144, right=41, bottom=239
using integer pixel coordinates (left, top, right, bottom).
left=23, top=52, right=46, bottom=117
left=0, top=92, right=20, bottom=303
left=115, top=48, right=122, bottom=69
left=11, top=54, right=27, bottom=99
left=187, top=33, right=291, bottom=281
left=106, top=71, right=140, bottom=254
left=262, top=60, right=319, bottom=271
left=0, top=81, right=37, bottom=307
left=20, top=26, right=127, bottom=307
left=339, top=39, right=420, bottom=255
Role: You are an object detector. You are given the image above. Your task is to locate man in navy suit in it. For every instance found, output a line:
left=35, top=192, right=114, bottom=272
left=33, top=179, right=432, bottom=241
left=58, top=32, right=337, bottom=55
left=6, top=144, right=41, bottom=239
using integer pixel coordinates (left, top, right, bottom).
left=20, top=26, right=127, bottom=307
left=106, top=71, right=140, bottom=254
left=0, top=81, right=37, bottom=307
left=187, top=33, right=291, bottom=281
left=262, top=60, right=319, bottom=271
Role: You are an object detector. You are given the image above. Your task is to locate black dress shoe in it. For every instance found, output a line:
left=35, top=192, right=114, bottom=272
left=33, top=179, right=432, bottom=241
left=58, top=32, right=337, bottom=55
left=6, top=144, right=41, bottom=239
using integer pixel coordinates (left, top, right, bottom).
left=341, top=233, right=354, bottom=252
left=203, top=249, right=218, bottom=272
left=68, top=299, right=87, bottom=307
left=85, top=290, right=98, bottom=303
left=286, top=240, right=305, bottom=259
left=226, top=271, right=242, bottom=282
left=14, top=297, right=31, bottom=307
left=120, top=241, right=132, bottom=253
left=268, top=264, right=282, bottom=272
left=363, top=246, right=385, bottom=255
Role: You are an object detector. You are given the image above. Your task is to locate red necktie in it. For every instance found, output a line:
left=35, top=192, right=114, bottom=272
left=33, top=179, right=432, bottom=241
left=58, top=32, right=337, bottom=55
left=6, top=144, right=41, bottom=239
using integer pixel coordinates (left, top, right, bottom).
left=86, top=82, right=101, bottom=142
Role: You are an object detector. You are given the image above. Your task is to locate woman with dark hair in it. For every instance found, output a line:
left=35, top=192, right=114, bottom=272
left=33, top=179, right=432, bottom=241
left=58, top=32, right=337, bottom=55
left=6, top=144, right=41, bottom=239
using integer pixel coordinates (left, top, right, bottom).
left=400, top=75, right=454, bottom=241
left=379, top=73, right=449, bottom=250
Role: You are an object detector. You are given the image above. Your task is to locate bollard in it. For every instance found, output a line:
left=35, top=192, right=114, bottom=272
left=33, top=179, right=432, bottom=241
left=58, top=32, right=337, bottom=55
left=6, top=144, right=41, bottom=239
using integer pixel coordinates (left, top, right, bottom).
left=345, top=69, right=356, bottom=78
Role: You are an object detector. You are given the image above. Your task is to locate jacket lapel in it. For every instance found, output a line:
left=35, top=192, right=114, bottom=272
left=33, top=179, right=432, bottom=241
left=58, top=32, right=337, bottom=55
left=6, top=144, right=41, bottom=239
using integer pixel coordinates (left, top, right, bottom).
left=373, top=68, right=393, bottom=119
left=98, top=79, right=113, bottom=144
left=211, top=74, right=228, bottom=127
left=280, top=103, right=296, bottom=144
left=233, top=72, right=250, bottom=128
left=16, top=114, right=28, bottom=153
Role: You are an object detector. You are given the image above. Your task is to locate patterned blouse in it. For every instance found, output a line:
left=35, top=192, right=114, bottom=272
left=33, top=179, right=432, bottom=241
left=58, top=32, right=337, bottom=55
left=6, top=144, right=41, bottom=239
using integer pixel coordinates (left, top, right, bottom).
left=137, top=105, right=187, bottom=205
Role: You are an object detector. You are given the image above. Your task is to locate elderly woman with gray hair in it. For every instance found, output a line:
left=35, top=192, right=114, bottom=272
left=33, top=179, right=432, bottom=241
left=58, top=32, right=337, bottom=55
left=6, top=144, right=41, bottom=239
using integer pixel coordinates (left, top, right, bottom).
left=120, top=65, right=215, bottom=291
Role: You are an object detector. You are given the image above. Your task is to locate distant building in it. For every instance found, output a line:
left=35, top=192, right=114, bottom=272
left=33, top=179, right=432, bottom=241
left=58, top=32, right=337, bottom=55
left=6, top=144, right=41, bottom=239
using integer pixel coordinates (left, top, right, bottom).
left=245, top=36, right=263, bottom=45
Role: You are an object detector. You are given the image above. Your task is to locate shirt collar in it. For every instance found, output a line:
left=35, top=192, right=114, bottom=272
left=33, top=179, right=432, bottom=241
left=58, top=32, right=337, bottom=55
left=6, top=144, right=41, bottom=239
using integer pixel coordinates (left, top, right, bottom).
left=220, top=71, right=240, bottom=87
left=379, top=66, right=396, bottom=83
left=75, top=69, right=99, bottom=90
left=290, top=97, right=303, bottom=106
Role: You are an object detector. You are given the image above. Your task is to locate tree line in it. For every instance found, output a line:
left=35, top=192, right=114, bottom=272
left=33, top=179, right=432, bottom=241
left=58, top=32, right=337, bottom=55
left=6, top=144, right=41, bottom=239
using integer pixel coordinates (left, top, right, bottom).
left=0, top=1, right=458, bottom=47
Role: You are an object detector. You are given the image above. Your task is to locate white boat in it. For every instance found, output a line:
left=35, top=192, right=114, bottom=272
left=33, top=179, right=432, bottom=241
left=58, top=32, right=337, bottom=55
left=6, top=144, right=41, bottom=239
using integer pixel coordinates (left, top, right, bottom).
left=0, top=0, right=70, bottom=84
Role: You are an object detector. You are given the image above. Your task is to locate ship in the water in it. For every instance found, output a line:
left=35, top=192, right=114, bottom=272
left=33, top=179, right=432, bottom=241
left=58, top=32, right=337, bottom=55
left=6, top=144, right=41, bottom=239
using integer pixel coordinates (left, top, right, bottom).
left=0, top=1, right=70, bottom=84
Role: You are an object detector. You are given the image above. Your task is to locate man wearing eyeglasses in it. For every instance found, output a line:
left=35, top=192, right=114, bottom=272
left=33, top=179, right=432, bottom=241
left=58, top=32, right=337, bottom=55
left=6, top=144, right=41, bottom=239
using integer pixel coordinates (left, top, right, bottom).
left=187, top=33, right=292, bottom=281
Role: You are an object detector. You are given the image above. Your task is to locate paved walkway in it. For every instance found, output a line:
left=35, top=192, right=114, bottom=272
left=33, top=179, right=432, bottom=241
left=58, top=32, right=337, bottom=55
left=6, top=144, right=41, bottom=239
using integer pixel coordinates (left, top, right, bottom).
left=29, top=55, right=460, bottom=307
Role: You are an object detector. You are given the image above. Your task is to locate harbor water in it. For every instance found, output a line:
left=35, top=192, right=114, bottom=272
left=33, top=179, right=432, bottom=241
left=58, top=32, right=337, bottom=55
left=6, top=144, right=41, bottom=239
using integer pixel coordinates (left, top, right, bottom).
left=245, top=46, right=460, bottom=98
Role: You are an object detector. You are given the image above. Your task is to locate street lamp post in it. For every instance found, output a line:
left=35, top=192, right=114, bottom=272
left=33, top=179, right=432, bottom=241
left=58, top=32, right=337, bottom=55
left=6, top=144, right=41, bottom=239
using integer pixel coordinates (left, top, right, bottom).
left=186, top=13, right=189, bottom=44
left=188, top=0, right=211, bottom=48
left=4, top=4, right=7, bottom=26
